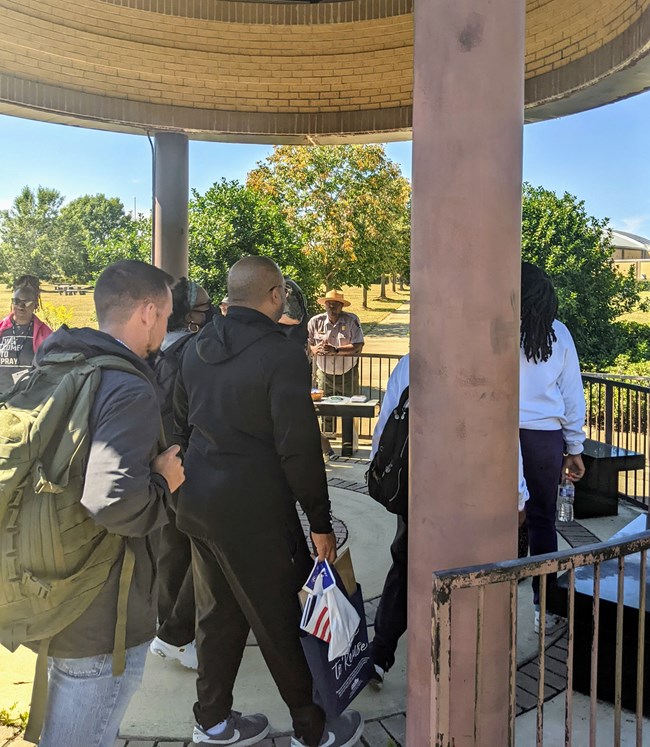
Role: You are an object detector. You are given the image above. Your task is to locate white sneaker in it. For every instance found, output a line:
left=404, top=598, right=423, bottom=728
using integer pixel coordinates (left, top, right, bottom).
left=291, top=709, right=364, bottom=747
left=534, top=609, right=566, bottom=635
left=149, top=636, right=198, bottom=669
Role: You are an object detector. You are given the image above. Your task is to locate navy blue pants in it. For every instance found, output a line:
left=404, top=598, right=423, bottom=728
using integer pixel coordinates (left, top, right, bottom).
left=519, top=428, right=564, bottom=605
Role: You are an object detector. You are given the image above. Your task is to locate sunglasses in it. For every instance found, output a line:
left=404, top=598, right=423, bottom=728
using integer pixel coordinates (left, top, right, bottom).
left=11, top=298, right=36, bottom=309
left=268, top=284, right=291, bottom=297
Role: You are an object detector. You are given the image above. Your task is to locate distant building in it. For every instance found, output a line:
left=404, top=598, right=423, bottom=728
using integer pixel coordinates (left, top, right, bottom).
left=611, top=230, right=650, bottom=260
left=610, top=230, right=650, bottom=280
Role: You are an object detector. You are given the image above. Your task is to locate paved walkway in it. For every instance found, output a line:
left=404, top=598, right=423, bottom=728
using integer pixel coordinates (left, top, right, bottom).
left=361, top=302, right=409, bottom=356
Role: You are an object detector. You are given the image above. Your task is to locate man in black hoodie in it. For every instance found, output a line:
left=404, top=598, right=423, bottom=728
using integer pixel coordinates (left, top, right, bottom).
left=175, top=256, right=363, bottom=747
left=35, top=260, right=184, bottom=747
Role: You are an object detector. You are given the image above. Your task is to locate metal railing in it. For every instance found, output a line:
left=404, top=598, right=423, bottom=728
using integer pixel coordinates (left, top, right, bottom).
left=314, top=364, right=650, bottom=492
left=432, top=529, right=650, bottom=746
left=583, top=373, right=650, bottom=508
left=313, top=352, right=404, bottom=438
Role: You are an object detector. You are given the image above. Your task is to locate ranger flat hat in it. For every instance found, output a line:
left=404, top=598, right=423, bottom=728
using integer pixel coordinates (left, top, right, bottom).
left=317, top=289, right=351, bottom=307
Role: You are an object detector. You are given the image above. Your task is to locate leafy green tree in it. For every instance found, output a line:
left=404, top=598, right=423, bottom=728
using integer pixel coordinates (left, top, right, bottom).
left=188, top=179, right=317, bottom=305
left=0, top=186, right=63, bottom=280
left=57, top=195, right=129, bottom=280
left=247, top=145, right=411, bottom=292
left=521, top=184, right=641, bottom=367
left=89, top=214, right=151, bottom=274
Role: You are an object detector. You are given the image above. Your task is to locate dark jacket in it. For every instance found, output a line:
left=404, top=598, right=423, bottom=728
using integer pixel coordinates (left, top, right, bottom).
left=174, top=306, right=332, bottom=543
left=153, top=331, right=194, bottom=442
left=33, top=327, right=170, bottom=657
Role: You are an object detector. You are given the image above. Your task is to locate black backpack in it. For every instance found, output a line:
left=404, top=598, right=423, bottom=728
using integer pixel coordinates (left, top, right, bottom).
left=366, top=386, right=409, bottom=516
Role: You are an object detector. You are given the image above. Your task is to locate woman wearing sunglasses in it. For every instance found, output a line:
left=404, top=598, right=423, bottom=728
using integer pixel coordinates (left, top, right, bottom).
left=0, top=274, right=52, bottom=394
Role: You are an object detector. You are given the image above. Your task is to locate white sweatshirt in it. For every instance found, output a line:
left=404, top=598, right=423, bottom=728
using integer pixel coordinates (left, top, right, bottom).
left=519, top=319, right=586, bottom=455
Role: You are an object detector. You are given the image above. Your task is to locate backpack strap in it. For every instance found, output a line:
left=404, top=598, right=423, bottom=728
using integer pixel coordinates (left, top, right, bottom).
left=89, top=354, right=167, bottom=449
left=23, top=638, right=50, bottom=744
left=112, top=540, right=136, bottom=676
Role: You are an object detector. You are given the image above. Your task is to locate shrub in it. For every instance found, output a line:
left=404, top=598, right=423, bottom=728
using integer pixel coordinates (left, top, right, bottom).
left=40, top=302, right=74, bottom=330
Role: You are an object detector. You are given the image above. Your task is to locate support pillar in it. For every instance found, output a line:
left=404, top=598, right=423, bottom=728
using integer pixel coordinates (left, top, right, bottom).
left=153, top=131, right=189, bottom=279
left=408, top=1, right=525, bottom=745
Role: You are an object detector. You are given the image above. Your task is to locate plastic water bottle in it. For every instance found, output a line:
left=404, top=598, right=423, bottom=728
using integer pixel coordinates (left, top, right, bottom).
left=557, top=471, right=575, bottom=522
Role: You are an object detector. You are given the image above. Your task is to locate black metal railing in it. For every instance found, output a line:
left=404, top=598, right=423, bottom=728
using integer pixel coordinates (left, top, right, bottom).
left=314, top=365, right=650, bottom=500
left=583, top=373, right=650, bottom=508
left=312, top=352, right=404, bottom=439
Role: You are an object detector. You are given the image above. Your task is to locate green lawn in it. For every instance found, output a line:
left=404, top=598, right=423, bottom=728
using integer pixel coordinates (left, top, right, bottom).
left=1, top=282, right=410, bottom=332
left=340, top=283, right=410, bottom=332
left=0, top=284, right=97, bottom=328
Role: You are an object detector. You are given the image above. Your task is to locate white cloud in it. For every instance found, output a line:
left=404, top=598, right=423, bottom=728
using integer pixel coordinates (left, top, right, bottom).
left=618, top=215, right=650, bottom=236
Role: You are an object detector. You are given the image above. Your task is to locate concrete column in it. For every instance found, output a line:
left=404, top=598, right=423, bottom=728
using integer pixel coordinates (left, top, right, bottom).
left=153, top=132, right=189, bottom=279
left=408, top=1, right=525, bottom=745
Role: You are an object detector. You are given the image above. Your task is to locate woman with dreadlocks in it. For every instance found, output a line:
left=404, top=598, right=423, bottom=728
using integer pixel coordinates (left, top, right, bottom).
left=520, top=262, right=586, bottom=634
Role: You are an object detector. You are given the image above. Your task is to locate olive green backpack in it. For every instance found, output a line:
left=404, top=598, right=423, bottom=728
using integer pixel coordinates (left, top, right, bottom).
left=0, top=351, right=154, bottom=743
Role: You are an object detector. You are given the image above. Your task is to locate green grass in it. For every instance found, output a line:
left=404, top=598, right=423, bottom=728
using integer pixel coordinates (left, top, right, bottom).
left=0, top=703, right=28, bottom=734
left=1, top=282, right=409, bottom=332
left=340, top=283, right=410, bottom=332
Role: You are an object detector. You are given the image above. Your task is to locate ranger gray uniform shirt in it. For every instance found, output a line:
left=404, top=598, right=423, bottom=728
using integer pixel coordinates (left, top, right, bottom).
left=307, top=311, right=364, bottom=375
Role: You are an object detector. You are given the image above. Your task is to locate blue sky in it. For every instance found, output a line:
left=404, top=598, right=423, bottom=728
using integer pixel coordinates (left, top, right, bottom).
left=0, top=89, right=649, bottom=235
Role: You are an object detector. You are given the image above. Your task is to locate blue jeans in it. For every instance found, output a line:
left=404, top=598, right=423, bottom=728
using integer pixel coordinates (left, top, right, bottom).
left=39, top=641, right=149, bottom=747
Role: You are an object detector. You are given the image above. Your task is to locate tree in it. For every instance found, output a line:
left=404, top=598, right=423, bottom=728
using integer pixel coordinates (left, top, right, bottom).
left=247, top=145, right=411, bottom=292
left=0, top=186, right=63, bottom=279
left=57, top=195, right=129, bottom=280
left=89, top=214, right=151, bottom=274
left=521, top=184, right=641, bottom=367
left=188, top=180, right=317, bottom=305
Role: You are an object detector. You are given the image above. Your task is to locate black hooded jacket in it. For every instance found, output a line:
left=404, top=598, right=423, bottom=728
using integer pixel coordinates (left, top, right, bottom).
left=33, top=327, right=170, bottom=657
left=174, top=306, right=332, bottom=544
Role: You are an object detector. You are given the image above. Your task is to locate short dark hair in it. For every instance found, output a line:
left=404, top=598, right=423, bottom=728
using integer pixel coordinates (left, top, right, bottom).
left=94, top=260, right=174, bottom=325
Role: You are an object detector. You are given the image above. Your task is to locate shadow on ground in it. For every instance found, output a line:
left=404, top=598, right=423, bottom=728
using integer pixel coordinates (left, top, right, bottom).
left=364, top=322, right=410, bottom=338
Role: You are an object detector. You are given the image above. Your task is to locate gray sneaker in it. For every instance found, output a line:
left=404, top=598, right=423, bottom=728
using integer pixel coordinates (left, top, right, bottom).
left=291, top=709, right=364, bottom=747
left=193, top=710, right=269, bottom=745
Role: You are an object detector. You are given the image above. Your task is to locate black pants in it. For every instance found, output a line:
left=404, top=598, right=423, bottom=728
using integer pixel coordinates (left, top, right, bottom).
left=156, top=510, right=196, bottom=646
left=372, top=515, right=408, bottom=672
left=190, top=518, right=325, bottom=746
left=520, top=428, right=564, bottom=605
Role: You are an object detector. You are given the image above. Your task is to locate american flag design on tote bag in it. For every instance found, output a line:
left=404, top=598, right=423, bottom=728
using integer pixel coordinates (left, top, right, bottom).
left=300, top=560, right=337, bottom=643
left=301, top=594, right=332, bottom=643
